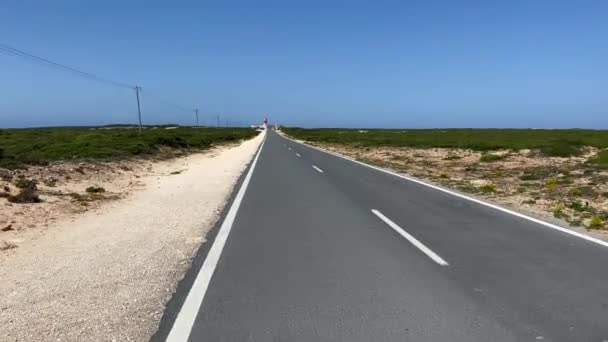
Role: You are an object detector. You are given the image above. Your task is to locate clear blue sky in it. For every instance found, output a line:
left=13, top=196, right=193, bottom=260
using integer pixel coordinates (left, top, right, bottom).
left=1, top=0, right=607, bottom=128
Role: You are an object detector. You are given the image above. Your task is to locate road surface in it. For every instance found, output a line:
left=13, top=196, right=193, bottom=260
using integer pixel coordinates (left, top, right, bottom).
left=159, top=130, right=608, bottom=341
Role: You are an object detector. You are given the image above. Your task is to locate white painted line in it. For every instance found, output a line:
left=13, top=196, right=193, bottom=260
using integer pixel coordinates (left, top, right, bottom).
left=372, top=209, right=449, bottom=266
left=312, top=165, right=324, bottom=173
left=296, top=153, right=301, bottom=157
left=165, top=132, right=266, bottom=342
left=282, top=134, right=608, bottom=249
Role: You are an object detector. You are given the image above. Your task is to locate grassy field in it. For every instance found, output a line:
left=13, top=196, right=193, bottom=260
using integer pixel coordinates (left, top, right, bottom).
left=283, top=128, right=608, bottom=160
left=0, top=126, right=258, bottom=169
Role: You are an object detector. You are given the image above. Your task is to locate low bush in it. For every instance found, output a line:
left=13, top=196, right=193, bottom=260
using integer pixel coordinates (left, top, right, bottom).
left=8, top=188, right=41, bottom=203
left=567, top=200, right=588, bottom=212
left=480, top=153, right=505, bottom=162
left=591, top=150, right=608, bottom=168
left=540, top=142, right=581, bottom=157
left=85, top=186, right=105, bottom=193
left=479, top=182, right=497, bottom=193
left=552, top=203, right=567, bottom=219
left=589, top=216, right=604, bottom=229
left=545, top=178, right=558, bottom=190
left=14, top=177, right=37, bottom=189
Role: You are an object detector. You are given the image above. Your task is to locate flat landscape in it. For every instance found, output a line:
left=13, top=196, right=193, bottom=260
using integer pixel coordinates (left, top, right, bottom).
left=0, top=126, right=258, bottom=249
left=284, top=128, right=608, bottom=233
left=0, top=127, right=263, bottom=341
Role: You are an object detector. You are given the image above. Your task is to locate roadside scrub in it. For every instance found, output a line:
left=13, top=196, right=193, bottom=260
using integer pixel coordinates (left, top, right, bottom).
left=0, top=126, right=258, bottom=169
left=284, top=128, right=608, bottom=232
left=0, top=126, right=260, bottom=238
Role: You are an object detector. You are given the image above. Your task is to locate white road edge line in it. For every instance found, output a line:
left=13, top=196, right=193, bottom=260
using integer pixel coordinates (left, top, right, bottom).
left=296, top=153, right=301, bottom=157
left=372, top=209, right=449, bottom=266
left=312, top=165, right=324, bottom=173
left=165, top=132, right=266, bottom=342
left=281, top=134, right=608, bottom=249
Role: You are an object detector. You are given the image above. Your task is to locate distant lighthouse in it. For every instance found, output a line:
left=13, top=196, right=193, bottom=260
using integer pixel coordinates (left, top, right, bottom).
left=263, top=115, right=268, bottom=129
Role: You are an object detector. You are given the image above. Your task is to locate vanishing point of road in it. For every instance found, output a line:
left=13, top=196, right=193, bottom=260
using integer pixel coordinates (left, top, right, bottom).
left=156, top=130, right=608, bottom=342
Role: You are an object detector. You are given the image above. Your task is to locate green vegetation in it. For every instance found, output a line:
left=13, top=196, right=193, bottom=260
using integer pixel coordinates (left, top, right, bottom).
left=14, top=177, right=37, bottom=189
left=552, top=203, right=567, bottom=219
left=479, top=182, right=497, bottom=193
left=589, top=216, right=604, bottom=229
left=85, top=186, right=106, bottom=193
left=480, top=153, right=505, bottom=162
left=544, top=177, right=558, bottom=190
left=284, top=128, right=608, bottom=155
left=591, top=150, right=608, bottom=168
left=0, top=126, right=258, bottom=169
left=519, top=166, right=559, bottom=181
left=567, top=200, right=588, bottom=212
left=568, top=186, right=598, bottom=198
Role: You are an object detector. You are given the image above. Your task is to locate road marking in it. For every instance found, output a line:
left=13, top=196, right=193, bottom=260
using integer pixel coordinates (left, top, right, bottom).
left=282, top=134, right=608, bottom=249
left=165, top=133, right=266, bottom=342
left=312, top=165, right=324, bottom=173
left=372, top=209, right=449, bottom=266
left=296, top=153, right=301, bottom=157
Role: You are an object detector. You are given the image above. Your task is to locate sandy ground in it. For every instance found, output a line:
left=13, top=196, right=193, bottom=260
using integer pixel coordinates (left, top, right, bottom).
left=0, top=132, right=263, bottom=341
left=297, top=139, right=608, bottom=239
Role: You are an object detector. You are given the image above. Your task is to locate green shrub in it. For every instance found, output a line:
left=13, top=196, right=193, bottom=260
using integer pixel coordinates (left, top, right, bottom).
left=85, top=186, right=105, bottom=193
left=439, top=173, right=449, bottom=179
left=480, top=153, right=505, bottom=162
left=567, top=200, right=587, bottom=212
left=156, top=136, right=189, bottom=148
left=552, top=203, right=567, bottom=219
left=568, top=186, right=598, bottom=198
left=591, top=150, right=608, bottom=168
left=15, top=177, right=37, bottom=189
left=0, top=127, right=257, bottom=169
left=519, top=167, right=559, bottom=181
left=7, top=188, right=41, bottom=203
left=589, top=216, right=604, bottom=229
left=540, top=143, right=581, bottom=157
left=479, top=182, right=497, bottom=193
left=545, top=178, right=558, bottom=190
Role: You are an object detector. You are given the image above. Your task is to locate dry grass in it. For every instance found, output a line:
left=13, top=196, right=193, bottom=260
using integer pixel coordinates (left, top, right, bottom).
left=309, top=142, right=608, bottom=231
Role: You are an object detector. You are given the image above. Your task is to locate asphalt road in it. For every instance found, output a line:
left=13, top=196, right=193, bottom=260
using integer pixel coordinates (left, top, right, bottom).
left=164, top=130, right=608, bottom=341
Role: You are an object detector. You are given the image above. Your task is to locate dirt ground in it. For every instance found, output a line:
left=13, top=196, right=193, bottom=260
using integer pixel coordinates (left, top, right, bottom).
left=0, top=159, right=152, bottom=251
left=308, top=142, right=608, bottom=237
left=0, top=132, right=263, bottom=341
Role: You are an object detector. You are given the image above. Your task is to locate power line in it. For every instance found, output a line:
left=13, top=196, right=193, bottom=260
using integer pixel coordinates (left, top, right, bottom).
left=0, top=43, right=135, bottom=89
left=142, top=90, right=193, bottom=112
left=0, top=42, right=199, bottom=130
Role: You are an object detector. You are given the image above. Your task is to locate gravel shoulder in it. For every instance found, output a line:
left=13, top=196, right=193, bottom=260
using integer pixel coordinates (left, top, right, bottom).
left=0, top=132, right=264, bottom=341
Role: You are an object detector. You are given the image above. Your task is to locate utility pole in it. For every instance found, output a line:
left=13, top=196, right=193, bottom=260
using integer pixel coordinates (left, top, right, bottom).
left=216, top=115, right=220, bottom=128
left=134, top=85, right=142, bottom=134
left=195, top=108, right=199, bottom=128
